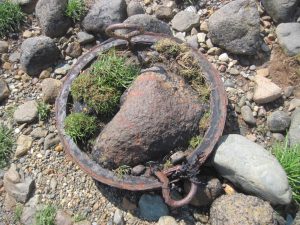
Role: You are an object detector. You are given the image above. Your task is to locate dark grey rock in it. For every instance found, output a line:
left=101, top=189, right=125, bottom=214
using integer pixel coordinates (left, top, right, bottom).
left=276, top=23, right=300, bottom=56
left=208, top=0, right=260, bottom=55
left=138, top=194, right=169, bottom=221
left=36, top=0, right=71, bottom=38
left=210, top=194, right=278, bottom=225
left=0, top=41, right=8, bottom=53
left=289, top=108, right=300, bottom=146
left=123, top=14, right=172, bottom=35
left=77, top=31, right=95, bottom=45
left=171, top=11, right=200, bottom=32
left=212, top=134, right=292, bottom=205
left=261, top=0, right=299, bottom=23
left=14, top=101, right=38, bottom=124
left=20, top=36, right=60, bottom=76
left=11, top=0, right=38, bottom=13
left=0, top=78, right=10, bottom=102
left=127, top=1, right=144, bottom=17
left=82, top=0, right=127, bottom=34
left=93, top=71, right=204, bottom=168
left=44, top=134, right=60, bottom=150
left=267, top=111, right=291, bottom=132
left=241, top=105, right=256, bottom=125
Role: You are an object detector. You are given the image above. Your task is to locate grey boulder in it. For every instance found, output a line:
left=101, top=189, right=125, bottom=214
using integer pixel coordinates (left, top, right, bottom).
left=289, top=108, right=300, bottom=146
left=171, top=11, right=200, bottom=32
left=208, top=0, right=260, bottom=55
left=276, top=23, right=300, bottom=56
left=20, top=36, right=60, bottom=76
left=123, top=14, right=172, bottom=35
left=36, top=0, right=72, bottom=38
left=212, top=134, right=292, bottom=205
left=267, top=110, right=291, bottom=132
left=82, top=0, right=127, bottom=35
left=261, top=0, right=299, bottom=23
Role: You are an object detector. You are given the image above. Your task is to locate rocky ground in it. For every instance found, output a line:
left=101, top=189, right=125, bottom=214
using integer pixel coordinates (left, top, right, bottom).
left=0, top=0, right=300, bottom=224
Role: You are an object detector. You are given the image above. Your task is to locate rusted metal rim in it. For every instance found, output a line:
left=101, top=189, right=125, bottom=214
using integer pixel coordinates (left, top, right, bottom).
left=55, top=27, right=227, bottom=193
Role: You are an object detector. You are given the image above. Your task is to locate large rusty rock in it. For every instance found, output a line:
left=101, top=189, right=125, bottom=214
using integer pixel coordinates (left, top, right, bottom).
left=92, top=71, right=204, bottom=169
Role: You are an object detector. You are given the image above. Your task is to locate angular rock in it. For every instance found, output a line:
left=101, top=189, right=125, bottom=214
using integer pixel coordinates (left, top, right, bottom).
left=36, top=0, right=72, bottom=38
left=15, top=135, right=33, bottom=158
left=82, top=0, right=127, bottom=34
left=65, top=42, right=82, bottom=58
left=267, top=111, right=291, bottom=132
left=0, top=78, right=10, bottom=102
left=14, top=101, right=38, bottom=124
left=44, top=133, right=60, bottom=150
left=41, top=78, right=62, bottom=104
left=93, top=71, right=204, bottom=168
left=4, top=164, right=35, bottom=203
left=210, top=194, right=278, bottom=225
left=158, top=216, right=178, bottom=225
left=289, top=108, right=300, bottom=146
left=155, top=5, right=174, bottom=20
left=208, top=0, right=260, bottom=55
left=20, top=36, right=60, bottom=76
left=21, top=195, right=39, bottom=225
left=113, top=209, right=124, bottom=225
left=0, top=40, right=9, bottom=53
left=276, top=23, right=300, bottom=56
left=184, top=177, right=223, bottom=207
left=123, top=14, right=172, bottom=35
left=11, top=0, right=38, bottom=13
left=212, top=134, right=292, bottom=205
left=30, top=127, right=48, bottom=139
left=55, top=210, right=73, bottom=225
left=253, top=76, right=282, bottom=104
left=77, top=32, right=95, bottom=45
left=127, top=1, right=144, bottom=17
left=261, top=0, right=299, bottom=23
left=171, top=11, right=200, bottom=32
left=241, top=105, right=256, bottom=125
left=138, top=194, right=169, bottom=221
left=288, top=98, right=300, bottom=111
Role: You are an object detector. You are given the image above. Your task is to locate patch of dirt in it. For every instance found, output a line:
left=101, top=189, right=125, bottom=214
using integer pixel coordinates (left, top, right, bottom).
left=268, top=45, right=300, bottom=88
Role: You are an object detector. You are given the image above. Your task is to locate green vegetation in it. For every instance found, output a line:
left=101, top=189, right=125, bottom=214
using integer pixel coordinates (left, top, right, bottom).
left=199, top=111, right=211, bottom=131
left=73, top=213, right=86, bottom=222
left=71, top=49, right=140, bottom=116
left=0, top=123, right=14, bottom=169
left=0, top=1, right=24, bottom=37
left=272, top=140, right=300, bottom=204
left=35, top=205, right=56, bottom=225
left=66, top=0, right=86, bottom=22
left=113, top=165, right=131, bottom=179
left=189, top=136, right=202, bottom=149
left=64, top=113, right=97, bottom=143
left=14, top=203, right=23, bottom=223
left=163, top=159, right=173, bottom=169
left=4, top=105, right=16, bottom=120
left=37, top=102, right=51, bottom=121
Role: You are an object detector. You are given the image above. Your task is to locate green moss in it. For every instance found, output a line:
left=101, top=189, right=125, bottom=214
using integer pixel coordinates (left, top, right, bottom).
left=71, top=49, right=140, bottom=116
left=189, top=136, right=203, bottom=149
left=0, top=1, right=24, bottom=37
left=199, top=111, right=211, bottom=131
left=64, top=113, right=97, bottom=143
left=0, top=123, right=14, bottom=169
left=35, top=205, right=56, bottom=225
left=66, top=0, right=86, bottom=22
left=113, top=165, right=131, bottom=179
left=155, top=38, right=186, bottom=57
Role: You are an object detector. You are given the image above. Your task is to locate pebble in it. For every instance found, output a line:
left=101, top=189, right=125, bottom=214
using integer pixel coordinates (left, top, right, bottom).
left=0, top=41, right=9, bottom=53
left=113, top=209, right=124, bottom=225
left=241, top=106, right=256, bottom=125
left=197, top=33, right=206, bottom=43
left=288, top=98, right=300, bottom=111
left=267, top=111, right=291, bottom=132
left=131, top=165, right=146, bottom=176
left=253, top=76, right=282, bottom=104
left=44, top=133, right=60, bottom=150
left=158, top=216, right=178, bottom=225
left=218, top=53, right=229, bottom=62
left=14, top=100, right=38, bottom=124
left=256, top=68, right=269, bottom=77
left=15, top=135, right=33, bottom=158
left=170, top=151, right=185, bottom=164
left=228, top=68, right=240, bottom=75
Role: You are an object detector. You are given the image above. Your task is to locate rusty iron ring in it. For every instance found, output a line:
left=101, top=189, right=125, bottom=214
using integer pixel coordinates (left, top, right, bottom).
left=55, top=24, right=227, bottom=206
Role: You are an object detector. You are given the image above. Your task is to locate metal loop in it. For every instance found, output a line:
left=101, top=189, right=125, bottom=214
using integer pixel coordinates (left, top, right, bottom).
left=154, top=171, right=198, bottom=208
left=105, top=24, right=144, bottom=42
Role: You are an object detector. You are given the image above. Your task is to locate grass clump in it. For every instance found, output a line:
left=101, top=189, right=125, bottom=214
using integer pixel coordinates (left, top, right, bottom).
left=35, top=205, right=56, bottom=225
left=14, top=203, right=23, bottom=223
left=0, top=1, right=24, bottom=37
left=71, top=49, right=140, bottom=116
left=272, top=140, right=300, bottom=204
left=0, top=123, right=14, bottom=169
left=37, top=102, right=51, bottom=121
left=64, top=113, right=97, bottom=143
left=66, top=0, right=86, bottom=22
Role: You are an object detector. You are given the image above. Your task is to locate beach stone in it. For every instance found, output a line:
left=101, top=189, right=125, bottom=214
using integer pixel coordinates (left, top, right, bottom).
left=44, top=133, right=60, bottom=150
left=127, top=1, right=144, bottom=17
left=261, top=0, right=299, bottom=22
left=267, top=111, right=291, bottom=132
left=55, top=210, right=73, bottom=225
left=93, top=71, right=204, bottom=168
left=0, top=41, right=9, bottom=53
left=77, top=32, right=95, bottom=45
left=113, top=209, right=124, bottom=225
left=289, top=108, right=300, bottom=146
left=0, top=78, right=10, bottom=102
left=158, top=216, right=178, bottom=225
left=212, top=134, right=292, bottom=205
left=41, top=78, right=62, bottom=104
left=36, top=0, right=71, bottom=37
left=138, top=194, right=169, bottom=221
left=82, top=0, right=127, bottom=34
left=14, top=101, right=38, bottom=124
left=276, top=23, right=300, bottom=56
left=241, top=105, right=256, bottom=125
left=20, top=36, right=60, bottom=76
left=253, top=76, right=282, bottom=104
left=171, top=11, right=200, bottom=32
left=210, top=194, right=278, bottom=225
left=123, top=14, right=172, bottom=35
left=131, top=165, right=146, bottom=176
left=30, top=128, right=48, bottom=139
left=208, top=0, right=260, bottom=55
left=15, top=135, right=33, bottom=158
